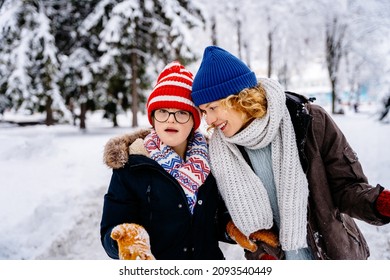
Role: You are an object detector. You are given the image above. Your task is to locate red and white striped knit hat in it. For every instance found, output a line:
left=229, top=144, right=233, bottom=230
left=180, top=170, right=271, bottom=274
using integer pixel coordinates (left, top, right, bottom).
left=146, top=61, right=201, bottom=130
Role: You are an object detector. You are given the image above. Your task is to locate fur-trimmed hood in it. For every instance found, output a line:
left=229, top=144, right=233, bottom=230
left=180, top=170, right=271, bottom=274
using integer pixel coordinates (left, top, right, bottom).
left=103, top=129, right=151, bottom=169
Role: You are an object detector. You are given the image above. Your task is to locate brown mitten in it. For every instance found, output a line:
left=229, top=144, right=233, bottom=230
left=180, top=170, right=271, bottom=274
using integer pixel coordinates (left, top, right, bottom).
left=111, top=223, right=155, bottom=260
left=245, top=226, right=285, bottom=260
left=249, top=228, right=280, bottom=248
left=226, top=221, right=257, bottom=252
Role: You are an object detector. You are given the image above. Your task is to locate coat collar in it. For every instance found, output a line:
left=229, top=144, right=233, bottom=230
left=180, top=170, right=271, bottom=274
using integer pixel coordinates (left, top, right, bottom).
left=103, top=128, right=151, bottom=169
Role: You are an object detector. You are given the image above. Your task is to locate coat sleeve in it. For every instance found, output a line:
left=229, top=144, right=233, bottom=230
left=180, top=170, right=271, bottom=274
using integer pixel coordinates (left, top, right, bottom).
left=308, top=104, right=389, bottom=225
left=100, top=165, right=140, bottom=259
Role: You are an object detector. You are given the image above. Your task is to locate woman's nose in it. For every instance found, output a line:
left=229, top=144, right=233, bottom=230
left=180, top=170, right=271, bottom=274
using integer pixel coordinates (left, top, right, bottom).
left=205, top=113, right=216, bottom=126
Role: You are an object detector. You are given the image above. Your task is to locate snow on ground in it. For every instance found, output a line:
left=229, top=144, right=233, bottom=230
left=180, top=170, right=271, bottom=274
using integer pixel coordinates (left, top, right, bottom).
left=0, top=106, right=389, bottom=260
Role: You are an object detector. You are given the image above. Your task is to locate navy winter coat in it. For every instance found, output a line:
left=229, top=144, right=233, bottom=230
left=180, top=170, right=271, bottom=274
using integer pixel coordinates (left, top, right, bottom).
left=100, top=131, right=230, bottom=260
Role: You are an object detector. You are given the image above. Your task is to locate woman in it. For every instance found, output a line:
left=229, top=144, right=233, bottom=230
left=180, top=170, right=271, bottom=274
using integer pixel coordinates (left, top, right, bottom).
left=190, top=46, right=390, bottom=260
left=100, top=61, right=230, bottom=260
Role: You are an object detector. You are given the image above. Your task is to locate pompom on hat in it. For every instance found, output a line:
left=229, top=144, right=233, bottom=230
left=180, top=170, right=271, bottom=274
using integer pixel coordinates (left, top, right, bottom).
left=191, top=46, right=257, bottom=106
left=146, top=61, right=201, bottom=130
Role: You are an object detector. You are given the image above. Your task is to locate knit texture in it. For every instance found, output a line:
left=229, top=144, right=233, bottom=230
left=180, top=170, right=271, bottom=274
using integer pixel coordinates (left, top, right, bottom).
left=245, top=146, right=280, bottom=226
left=208, top=77, right=309, bottom=251
left=191, top=46, right=257, bottom=106
left=144, top=130, right=210, bottom=214
left=376, top=189, right=390, bottom=217
left=147, top=61, right=201, bottom=130
left=246, top=146, right=314, bottom=259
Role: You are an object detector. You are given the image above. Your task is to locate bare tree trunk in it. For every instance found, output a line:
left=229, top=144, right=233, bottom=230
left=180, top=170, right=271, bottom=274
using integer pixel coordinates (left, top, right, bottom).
left=79, top=102, right=87, bottom=130
left=130, top=51, right=139, bottom=127
left=211, top=14, right=218, bottom=46
left=112, top=113, right=118, bottom=127
left=330, top=79, right=337, bottom=114
left=267, top=31, right=273, bottom=78
left=45, top=96, right=54, bottom=126
left=355, top=84, right=362, bottom=113
left=325, top=17, right=346, bottom=114
left=236, top=15, right=242, bottom=60
left=244, top=41, right=251, bottom=69
left=278, top=62, right=288, bottom=88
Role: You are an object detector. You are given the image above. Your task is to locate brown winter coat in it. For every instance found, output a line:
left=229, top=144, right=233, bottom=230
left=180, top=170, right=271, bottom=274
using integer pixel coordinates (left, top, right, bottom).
left=295, top=100, right=388, bottom=259
left=241, top=94, right=389, bottom=259
left=305, top=104, right=388, bottom=259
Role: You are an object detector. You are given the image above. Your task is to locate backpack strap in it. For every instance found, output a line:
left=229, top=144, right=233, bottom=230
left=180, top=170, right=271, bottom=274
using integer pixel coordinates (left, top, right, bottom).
left=285, top=91, right=316, bottom=105
left=285, top=91, right=314, bottom=173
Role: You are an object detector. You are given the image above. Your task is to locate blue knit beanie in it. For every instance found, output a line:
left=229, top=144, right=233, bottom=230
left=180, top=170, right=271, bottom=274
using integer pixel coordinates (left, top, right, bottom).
left=191, top=46, right=257, bottom=106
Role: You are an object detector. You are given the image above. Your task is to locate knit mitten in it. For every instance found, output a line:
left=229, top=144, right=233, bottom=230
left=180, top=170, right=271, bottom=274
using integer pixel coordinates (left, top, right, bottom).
left=111, top=223, right=155, bottom=260
left=226, top=220, right=257, bottom=252
left=376, top=189, right=390, bottom=217
left=245, top=227, right=285, bottom=260
left=249, top=228, right=280, bottom=248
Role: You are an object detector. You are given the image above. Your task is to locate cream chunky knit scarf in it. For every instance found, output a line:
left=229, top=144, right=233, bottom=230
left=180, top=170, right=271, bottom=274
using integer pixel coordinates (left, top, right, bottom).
left=209, top=78, right=309, bottom=250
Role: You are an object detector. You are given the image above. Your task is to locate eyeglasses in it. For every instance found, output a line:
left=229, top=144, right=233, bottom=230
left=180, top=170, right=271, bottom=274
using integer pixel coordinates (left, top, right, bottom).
left=153, top=109, right=191, bottom=124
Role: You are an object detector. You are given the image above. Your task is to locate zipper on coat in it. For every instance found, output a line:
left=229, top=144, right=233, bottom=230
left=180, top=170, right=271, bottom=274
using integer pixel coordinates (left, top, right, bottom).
left=146, top=185, right=152, bottom=223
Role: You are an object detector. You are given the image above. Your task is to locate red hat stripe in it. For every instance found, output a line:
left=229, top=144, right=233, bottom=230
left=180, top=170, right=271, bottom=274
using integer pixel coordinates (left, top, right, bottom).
left=158, top=73, right=193, bottom=83
left=153, top=80, right=192, bottom=91
left=148, top=95, right=196, bottom=107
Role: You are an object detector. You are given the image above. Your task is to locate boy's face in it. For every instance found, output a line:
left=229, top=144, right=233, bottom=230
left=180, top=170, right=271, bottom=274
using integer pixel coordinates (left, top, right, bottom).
left=199, top=100, right=245, bottom=138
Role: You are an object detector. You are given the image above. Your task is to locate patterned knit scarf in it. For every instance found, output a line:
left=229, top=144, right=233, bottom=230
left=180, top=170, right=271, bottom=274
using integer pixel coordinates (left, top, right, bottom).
left=209, top=78, right=309, bottom=250
left=144, top=130, right=211, bottom=214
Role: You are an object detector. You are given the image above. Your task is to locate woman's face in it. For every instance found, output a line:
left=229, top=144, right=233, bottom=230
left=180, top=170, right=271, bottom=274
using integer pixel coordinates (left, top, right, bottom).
left=153, top=108, right=194, bottom=154
left=199, top=100, right=245, bottom=137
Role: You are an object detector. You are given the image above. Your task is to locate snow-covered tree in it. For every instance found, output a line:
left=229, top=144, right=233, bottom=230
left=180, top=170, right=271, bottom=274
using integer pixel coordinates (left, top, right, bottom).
left=1, top=0, right=389, bottom=128
left=197, top=0, right=324, bottom=87
left=342, top=0, right=390, bottom=108
left=0, top=0, right=71, bottom=124
left=81, top=0, right=205, bottom=127
left=45, top=0, right=100, bottom=56
left=311, top=0, right=390, bottom=114
left=59, top=48, right=97, bottom=129
left=44, top=0, right=103, bottom=129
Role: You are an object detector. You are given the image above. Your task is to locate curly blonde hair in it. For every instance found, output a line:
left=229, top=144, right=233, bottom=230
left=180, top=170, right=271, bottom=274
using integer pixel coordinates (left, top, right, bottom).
left=220, top=83, right=268, bottom=125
